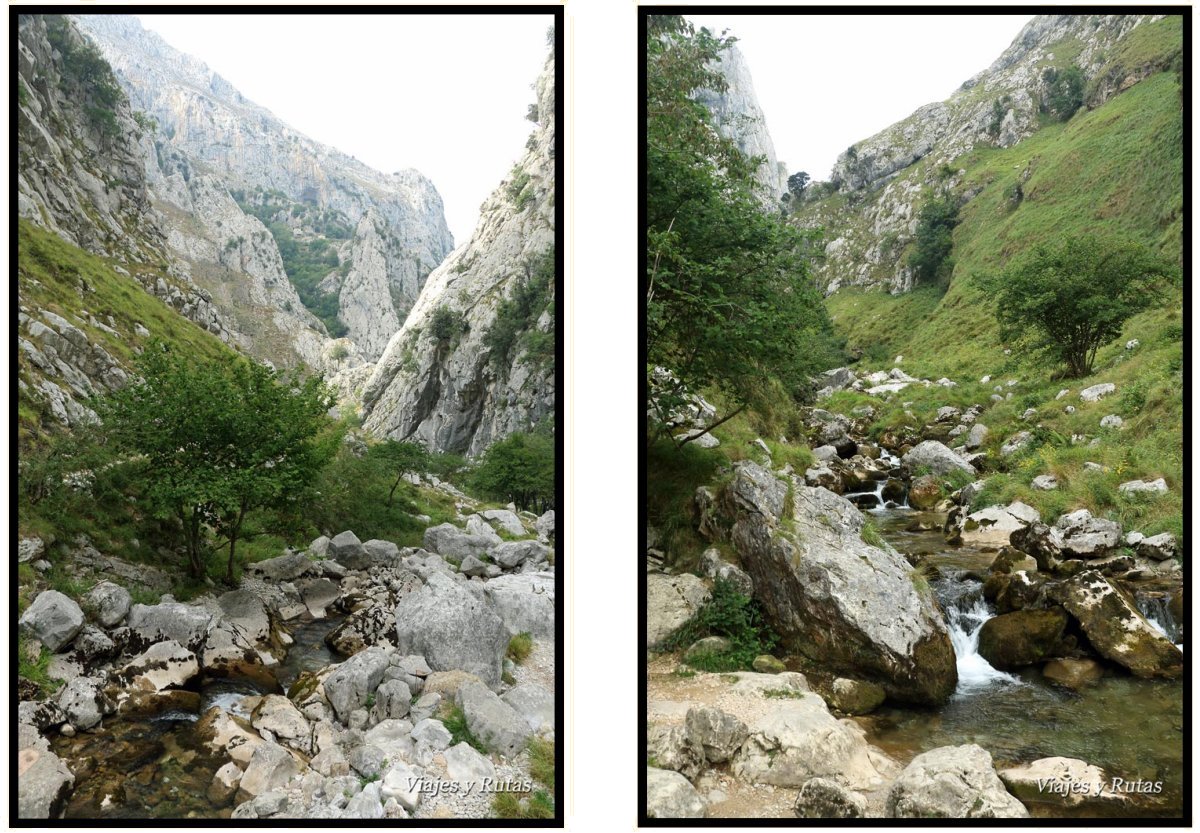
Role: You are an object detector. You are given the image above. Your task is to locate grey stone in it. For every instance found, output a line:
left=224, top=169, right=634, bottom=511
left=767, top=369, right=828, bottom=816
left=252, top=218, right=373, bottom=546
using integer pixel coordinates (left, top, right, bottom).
left=901, top=440, right=976, bottom=477
left=1118, top=477, right=1169, bottom=495
left=490, top=540, right=550, bottom=570
left=1054, top=509, right=1121, bottom=557
left=886, top=744, right=1028, bottom=818
left=329, top=531, right=366, bottom=567
left=252, top=695, right=312, bottom=753
left=456, top=680, right=530, bottom=757
left=237, top=741, right=301, bottom=800
left=686, top=706, right=748, bottom=763
left=395, top=572, right=508, bottom=688
left=535, top=510, right=555, bottom=543
left=795, top=777, right=867, bottom=818
left=18, top=537, right=45, bottom=564
left=422, top=524, right=497, bottom=561
left=501, top=683, right=555, bottom=733
left=411, top=717, right=452, bottom=749
left=1031, top=474, right=1058, bottom=490
left=444, top=741, right=496, bottom=785
left=218, top=590, right=270, bottom=642
left=119, top=640, right=199, bottom=691
left=19, top=590, right=85, bottom=652
left=1100, top=414, right=1124, bottom=429
left=17, top=744, right=74, bottom=819
left=126, top=601, right=215, bottom=653
left=1137, top=532, right=1177, bottom=561
left=247, top=551, right=318, bottom=582
left=647, top=723, right=704, bottom=780
left=646, top=767, right=705, bottom=818
left=324, top=646, right=392, bottom=723
left=56, top=676, right=111, bottom=730
left=369, top=679, right=412, bottom=724
left=208, top=761, right=242, bottom=805
left=1079, top=383, right=1116, bottom=402
left=646, top=574, right=710, bottom=648
left=82, top=581, right=131, bottom=628
left=481, top=509, right=527, bottom=537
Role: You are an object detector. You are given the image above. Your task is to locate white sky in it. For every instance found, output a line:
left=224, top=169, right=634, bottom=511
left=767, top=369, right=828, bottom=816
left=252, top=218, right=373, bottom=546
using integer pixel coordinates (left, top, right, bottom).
left=686, top=14, right=1035, bottom=181
left=137, top=14, right=552, bottom=243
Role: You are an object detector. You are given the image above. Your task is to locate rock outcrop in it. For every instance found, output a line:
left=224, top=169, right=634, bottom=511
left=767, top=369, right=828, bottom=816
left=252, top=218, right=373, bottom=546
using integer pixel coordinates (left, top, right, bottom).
left=723, top=462, right=957, bottom=705
left=361, top=46, right=555, bottom=455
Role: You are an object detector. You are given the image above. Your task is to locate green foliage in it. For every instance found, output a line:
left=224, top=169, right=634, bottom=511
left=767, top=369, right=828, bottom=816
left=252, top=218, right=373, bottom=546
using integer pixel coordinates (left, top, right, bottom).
left=131, top=111, right=157, bottom=137
left=369, top=440, right=431, bottom=508
left=470, top=431, right=554, bottom=513
left=646, top=17, right=839, bottom=434
left=506, top=166, right=535, bottom=210
left=908, top=192, right=960, bottom=288
left=482, top=249, right=555, bottom=377
left=18, top=79, right=29, bottom=107
left=441, top=703, right=486, bottom=753
left=506, top=632, right=534, bottom=664
left=1042, top=64, right=1085, bottom=121
left=663, top=578, right=778, bottom=672
left=429, top=305, right=465, bottom=343
left=98, top=344, right=340, bottom=582
left=18, top=638, right=64, bottom=699
left=45, top=15, right=123, bottom=137
left=861, top=520, right=885, bottom=549
left=528, top=736, right=556, bottom=794
left=493, top=790, right=555, bottom=820
left=763, top=688, right=805, bottom=699
left=988, top=235, right=1175, bottom=377
left=987, top=95, right=1012, bottom=137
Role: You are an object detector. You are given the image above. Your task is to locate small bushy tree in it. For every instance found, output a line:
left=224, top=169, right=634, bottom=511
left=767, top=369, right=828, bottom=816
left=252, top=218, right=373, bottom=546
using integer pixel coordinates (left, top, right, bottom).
left=371, top=440, right=431, bottom=507
left=470, top=431, right=554, bottom=513
left=101, top=344, right=339, bottom=582
left=1042, top=65, right=1085, bottom=121
left=908, top=193, right=960, bottom=288
left=990, top=235, right=1175, bottom=377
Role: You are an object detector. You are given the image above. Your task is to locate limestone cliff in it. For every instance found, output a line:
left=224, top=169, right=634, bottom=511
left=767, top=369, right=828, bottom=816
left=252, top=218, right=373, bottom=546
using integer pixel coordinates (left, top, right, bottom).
left=360, top=49, right=556, bottom=456
left=696, top=44, right=788, bottom=205
left=792, top=13, right=1173, bottom=294
left=77, top=14, right=454, bottom=360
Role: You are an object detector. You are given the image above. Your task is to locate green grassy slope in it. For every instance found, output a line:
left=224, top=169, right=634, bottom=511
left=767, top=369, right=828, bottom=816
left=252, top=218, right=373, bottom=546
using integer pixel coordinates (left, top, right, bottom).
left=815, top=58, right=1183, bottom=545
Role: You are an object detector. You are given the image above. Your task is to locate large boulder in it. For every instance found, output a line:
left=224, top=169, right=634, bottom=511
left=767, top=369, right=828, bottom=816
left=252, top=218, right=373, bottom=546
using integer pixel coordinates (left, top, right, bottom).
left=1054, top=509, right=1121, bottom=558
left=328, top=530, right=366, bottom=566
left=535, top=510, right=555, bottom=544
left=1052, top=571, right=1182, bottom=678
left=251, top=695, right=312, bottom=753
left=218, top=590, right=270, bottom=642
left=685, top=706, right=748, bottom=764
left=456, top=680, right=530, bottom=757
left=886, top=744, right=1028, bottom=818
left=725, top=463, right=956, bottom=705
left=117, top=640, right=198, bottom=691
left=645, top=573, right=710, bottom=648
left=56, top=676, right=112, bottom=730
left=647, top=724, right=704, bottom=780
left=237, top=741, right=301, bottom=801
left=394, top=572, right=508, bottom=689
left=490, top=540, right=550, bottom=570
left=906, top=475, right=942, bottom=511
left=81, top=581, right=131, bottom=628
left=998, top=757, right=1128, bottom=809
left=482, top=572, right=555, bottom=640
left=323, top=646, right=391, bottom=722
left=794, top=777, right=867, bottom=818
left=324, top=603, right=394, bottom=657
left=731, top=691, right=888, bottom=789
left=901, top=441, right=976, bottom=478
left=481, top=509, right=527, bottom=537
left=953, top=502, right=1039, bottom=548
left=977, top=608, right=1068, bottom=669
left=422, top=524, right=497, bottom=561
left=126, top=601, right=216, bottom=653
left=19, top=590, right=85, bottom=652
left=646, top=767, right=706, bottom=818
left=246, top=551, right=319, bottom=582
left=17, top=735, right=74, bottom=818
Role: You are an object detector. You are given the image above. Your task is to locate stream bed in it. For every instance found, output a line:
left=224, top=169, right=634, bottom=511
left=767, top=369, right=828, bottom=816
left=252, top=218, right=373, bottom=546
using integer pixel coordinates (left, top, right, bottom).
left=859, top=507, right=1184, bottom=818
left=50, top=613, right=347, bottom=819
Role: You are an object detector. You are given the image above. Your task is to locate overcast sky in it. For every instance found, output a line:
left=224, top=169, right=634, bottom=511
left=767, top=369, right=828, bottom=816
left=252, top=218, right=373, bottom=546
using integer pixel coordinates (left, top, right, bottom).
left=686, top=14, right=1035, bottom=181
left=138, top=14, right=552, bottom=243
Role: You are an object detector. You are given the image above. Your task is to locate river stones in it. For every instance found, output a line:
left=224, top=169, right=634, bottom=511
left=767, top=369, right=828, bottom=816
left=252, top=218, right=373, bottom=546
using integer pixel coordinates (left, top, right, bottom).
left=1052, top=571, right=1182, bottom=678
left=952, top=502, right=1039, bottom=548
left=1042, top=658, right=1104, bottom=689
left=209, top=761, right=243, bottom=805
left=902, top=440, right=976, bottom=478
left=81, top=581, right=131, bottom=628
left=126, top=601, right=215, bottom=653
left=1054, top=509, right=1121, bottom=558
left=999, top=757, right=1128, bottom=809
left=394, top=572, right=508, bottom=689
left=19, top=590, right=85, bottom=652
left=647, top=723, right=704, bottom=781
left=731, top=691, right=887, bottom=790
left=118, top=640, right=199, bottom=691
left=977, top=608, right=1068, bottom=669
left=323, top=646, right=391, bottom=723
left=826, top=678, right=887, bottom=715
left=907, top=475, right=942, bottom=510
left=647, top=767, right=706, bottom=818
left=725, top=462, right=956, bottom=705
left=795, top=777, right=867, bottom=818
left=886, top=744, right=1028, bottom=818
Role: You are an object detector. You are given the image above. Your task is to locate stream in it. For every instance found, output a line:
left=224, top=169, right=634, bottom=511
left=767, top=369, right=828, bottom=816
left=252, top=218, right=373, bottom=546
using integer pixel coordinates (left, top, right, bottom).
left=858, top=505, right=1184, bottom=818
left=50, top=613, right=347, bottom=819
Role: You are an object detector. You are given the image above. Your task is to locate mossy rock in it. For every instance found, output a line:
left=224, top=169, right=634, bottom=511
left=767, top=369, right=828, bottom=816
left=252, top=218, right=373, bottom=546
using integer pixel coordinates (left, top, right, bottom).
left=827, top=677, right=887, bottom=715
left=751, top=654, right=786, bottom=673
left=977, top=608, right=1068, bottom=670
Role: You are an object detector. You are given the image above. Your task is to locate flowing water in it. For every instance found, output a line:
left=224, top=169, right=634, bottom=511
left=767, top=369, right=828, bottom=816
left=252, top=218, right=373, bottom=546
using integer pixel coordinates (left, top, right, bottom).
left=50, top=613, right=347, bottom=819
left=859, top=507, right=1185, bottom=818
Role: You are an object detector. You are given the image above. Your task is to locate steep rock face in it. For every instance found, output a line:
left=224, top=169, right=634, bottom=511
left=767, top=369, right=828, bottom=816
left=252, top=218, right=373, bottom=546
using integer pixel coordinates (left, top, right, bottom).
left=793, top=13, right=1171, bottom=293
left=77, top=14, right=454, bottom=360
left=696, top=44, right=788, bottom=205
left=361, top=49, right=556, bottom=455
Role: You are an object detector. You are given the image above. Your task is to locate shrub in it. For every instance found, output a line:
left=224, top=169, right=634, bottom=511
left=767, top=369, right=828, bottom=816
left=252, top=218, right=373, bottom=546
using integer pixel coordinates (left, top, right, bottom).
left=908, top=192, right=960, bottom=288
left=1042, top=65, right=1085, bottom=121
left=429, top=305, right=464, bottom=343
left=441, top=703, right=486, bottom=753
left=470, top=430, right=554, bottom=513
left=506, top=632, right=534, bottom=664
left=663, top=578, right=778, bottom=671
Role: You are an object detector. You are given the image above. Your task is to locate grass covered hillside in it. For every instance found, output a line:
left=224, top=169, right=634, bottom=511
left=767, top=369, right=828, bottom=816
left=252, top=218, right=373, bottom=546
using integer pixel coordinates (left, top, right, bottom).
left=809, top=32, right=1183, bottom=548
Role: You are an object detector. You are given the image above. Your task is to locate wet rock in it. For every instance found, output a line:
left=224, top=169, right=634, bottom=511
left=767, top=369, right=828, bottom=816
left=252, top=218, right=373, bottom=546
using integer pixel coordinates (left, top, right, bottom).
left=731, top=691, right=887, bottom=789
left=81, top=581, right=131, bottom=628
left=999, top=757, right=1128, bottom=808
left=725, top=463, right=956, bottom=705
left=907, top=475, right=941, bottom=510
left=686, top=706, right=748, bottom=764
left=209, top=761, right=243, bottom=805
left=647, top=767, right=706, bottom=818
left=990, top=548, right=1037, bottom=574
left=647, top=723, right=704, bottom=780
left=1042, top=657, right=1104, bottom=689
left=19, top=590, right=85, bottom=652
left=902, top=440, right=975, bottom=477
left=826, top=678, right=887, bottom=715
left=1053, top=571, right=1182, bottom=678
left=645, top=573, right=710, bottom=648
left=394, top=572, right=509, bottom=688
left=118, top=640, right=198, bottom=691
left=882, top=478, right=907, bottom=504
left=795, top=777, right=867, bottom=818
left=886, top=744, right=1028, bottom=818
left=978, top=608, right=1068, bottom=669
left=456, top=679, right=530, bottom=756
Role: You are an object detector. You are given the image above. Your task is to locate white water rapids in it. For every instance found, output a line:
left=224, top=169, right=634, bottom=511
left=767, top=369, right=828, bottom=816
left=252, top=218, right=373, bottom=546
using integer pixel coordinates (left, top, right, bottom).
left=935, top=571, right=1022, bottom=696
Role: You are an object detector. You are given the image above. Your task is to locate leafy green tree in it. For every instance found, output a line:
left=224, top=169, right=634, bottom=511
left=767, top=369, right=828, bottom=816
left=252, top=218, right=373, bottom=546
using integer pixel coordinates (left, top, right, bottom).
left=646, top=16, right=838, bottom=443
left=989, top=235, right=1175, bottom=377
left=371, top=440, right=431, bottom=507
left=101, top=344, right=339, bottom=582
left=908, top=193, right=960, bottom=288
left=787, top=171, right=810, bottom=197
left=430, top=305, right=464, bottom=343
left=470, top=432, right=554, bottom=513
left=1043, top=65, right=1085, bottom=121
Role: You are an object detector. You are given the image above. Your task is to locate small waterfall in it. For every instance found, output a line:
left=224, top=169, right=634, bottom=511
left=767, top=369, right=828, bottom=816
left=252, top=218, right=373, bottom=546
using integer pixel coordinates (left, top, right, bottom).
left=1135, top=592, right=1183, bottom=646
left=934, top=570, right=1021, bottom=694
